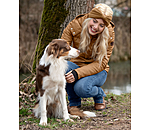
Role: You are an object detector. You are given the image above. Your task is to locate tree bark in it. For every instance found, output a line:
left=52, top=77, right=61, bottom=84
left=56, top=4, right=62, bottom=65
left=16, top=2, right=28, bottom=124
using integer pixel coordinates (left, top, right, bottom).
left=32, top=0, right=69, bottom=73
left=59, top=0, right=95, bottom=37
left=32, top=0, right=95, bottom=73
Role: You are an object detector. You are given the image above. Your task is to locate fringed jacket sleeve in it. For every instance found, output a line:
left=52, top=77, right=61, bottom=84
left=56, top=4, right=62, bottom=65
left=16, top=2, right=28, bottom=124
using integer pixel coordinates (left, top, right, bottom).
left=61, top=14, right=115, bottom=80
left=75, top=22, right=115, bottom=79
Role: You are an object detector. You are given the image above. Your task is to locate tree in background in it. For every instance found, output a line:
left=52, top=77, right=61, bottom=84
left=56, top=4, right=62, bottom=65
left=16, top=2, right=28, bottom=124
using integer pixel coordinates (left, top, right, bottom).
left=60, top=0, right=95, bottom=36
left=19, top=0, right=130, bottom=84
left=32, top=0, right=69, bottom=73
left=32, top=0, right=95, bottom=74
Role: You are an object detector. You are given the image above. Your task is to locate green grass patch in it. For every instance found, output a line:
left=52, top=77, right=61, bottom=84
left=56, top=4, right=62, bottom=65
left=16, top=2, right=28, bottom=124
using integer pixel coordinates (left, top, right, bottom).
left=19, top=86, right=131, bottom=129
left=19, top=108, right=32, bottom=117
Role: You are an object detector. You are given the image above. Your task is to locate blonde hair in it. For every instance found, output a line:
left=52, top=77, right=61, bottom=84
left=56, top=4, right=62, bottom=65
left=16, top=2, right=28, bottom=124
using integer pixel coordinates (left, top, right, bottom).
left=79, top=18, right=109, bottom=65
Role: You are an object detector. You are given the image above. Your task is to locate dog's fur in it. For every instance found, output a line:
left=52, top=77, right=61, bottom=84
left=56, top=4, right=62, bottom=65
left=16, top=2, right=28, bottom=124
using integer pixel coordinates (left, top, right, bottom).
left=33, top=39, right=96, bottom=126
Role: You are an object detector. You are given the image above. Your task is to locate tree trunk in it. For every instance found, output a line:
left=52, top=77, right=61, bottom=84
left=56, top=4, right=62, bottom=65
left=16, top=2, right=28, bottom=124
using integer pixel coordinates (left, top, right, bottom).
left=59, top=0, right=95, bottom=37
left=32, top=0, right=95, bottom=73
left=32, top=0, right=69, bottom=73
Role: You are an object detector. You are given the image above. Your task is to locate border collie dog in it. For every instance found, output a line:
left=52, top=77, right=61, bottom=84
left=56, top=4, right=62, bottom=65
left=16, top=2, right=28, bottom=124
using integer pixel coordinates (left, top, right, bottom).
left=33, top=39, right=96, bottom=126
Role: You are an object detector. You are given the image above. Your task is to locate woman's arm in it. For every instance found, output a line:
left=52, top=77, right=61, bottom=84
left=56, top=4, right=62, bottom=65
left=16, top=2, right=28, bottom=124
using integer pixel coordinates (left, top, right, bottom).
left=65, top=41, right=114, bottom=83
left=61, top=22, right=73, bottom=45
left=75, top=22, right=115, bottom=80
left=61, top=14, right=88, bottom=47
left=75, top=44, right=114, bottom=79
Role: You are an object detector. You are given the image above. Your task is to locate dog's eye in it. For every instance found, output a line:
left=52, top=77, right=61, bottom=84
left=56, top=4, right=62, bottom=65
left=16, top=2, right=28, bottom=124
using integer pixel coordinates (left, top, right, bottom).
left=62, top=48, right=68, bottom=52
left=60, top=48, right=67, bottom=54
left=59, top=45, right=71, bottom=54
left=66, top=45, right=71, bottom=51
left=62, top=46, right=70, bottom=52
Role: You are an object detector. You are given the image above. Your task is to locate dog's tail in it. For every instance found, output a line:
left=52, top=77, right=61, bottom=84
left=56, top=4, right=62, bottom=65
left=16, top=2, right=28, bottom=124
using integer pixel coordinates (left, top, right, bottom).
left=32, top=100, right=40, bottom=118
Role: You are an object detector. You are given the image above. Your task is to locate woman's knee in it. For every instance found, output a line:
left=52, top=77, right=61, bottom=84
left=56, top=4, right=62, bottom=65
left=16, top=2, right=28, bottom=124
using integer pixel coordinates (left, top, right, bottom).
left=73, top=71, right=107, bottom=98
left=74, top=80, right=94, bottom=98
left=74, top=83, right=87, bottom=97
left=93, top=70, right=107, bottom=87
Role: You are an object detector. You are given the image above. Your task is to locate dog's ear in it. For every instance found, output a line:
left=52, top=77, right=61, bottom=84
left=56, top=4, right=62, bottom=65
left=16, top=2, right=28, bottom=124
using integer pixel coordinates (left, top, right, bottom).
left=47, top=42, right=59, bottom=57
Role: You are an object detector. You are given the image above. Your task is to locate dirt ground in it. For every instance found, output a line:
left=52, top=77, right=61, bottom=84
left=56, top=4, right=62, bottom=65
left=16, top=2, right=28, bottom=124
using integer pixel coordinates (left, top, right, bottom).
left=19, top=83, right=131, bottom=130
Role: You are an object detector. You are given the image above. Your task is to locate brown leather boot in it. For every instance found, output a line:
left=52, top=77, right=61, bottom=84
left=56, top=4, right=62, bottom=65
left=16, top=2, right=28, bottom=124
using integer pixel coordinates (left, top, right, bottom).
left=67, top=105, right=81, bottom=113
left=67, top=105, right=86, bottom=119
left=94, top=97, right=106, bottom=110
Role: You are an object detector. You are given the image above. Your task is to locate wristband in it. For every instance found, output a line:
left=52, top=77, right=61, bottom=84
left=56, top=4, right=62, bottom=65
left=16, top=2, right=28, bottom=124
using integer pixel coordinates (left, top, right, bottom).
left=71, top=70, right=78, bottom=81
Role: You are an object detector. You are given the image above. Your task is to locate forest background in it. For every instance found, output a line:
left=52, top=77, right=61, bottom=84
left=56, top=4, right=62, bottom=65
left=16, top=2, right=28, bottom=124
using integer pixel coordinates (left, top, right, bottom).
left=19, top=0, right=131, bottom=75
left=0, top=0, right=150, bottom=129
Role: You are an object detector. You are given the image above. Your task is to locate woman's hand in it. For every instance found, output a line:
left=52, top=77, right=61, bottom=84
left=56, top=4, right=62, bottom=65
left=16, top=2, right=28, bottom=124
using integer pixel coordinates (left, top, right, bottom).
left=65, top=71, right=75, bottom=83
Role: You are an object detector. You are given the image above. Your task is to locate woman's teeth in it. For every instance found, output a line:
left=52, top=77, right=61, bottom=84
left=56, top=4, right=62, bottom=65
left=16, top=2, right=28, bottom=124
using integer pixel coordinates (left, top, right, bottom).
left=91, top=28, right=96, bottom=32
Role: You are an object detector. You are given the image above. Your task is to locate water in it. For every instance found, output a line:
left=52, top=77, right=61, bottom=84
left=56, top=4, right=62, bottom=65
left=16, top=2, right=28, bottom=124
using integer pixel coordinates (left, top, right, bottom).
left=19, top=60, right=131, bottom=95
left=102, top=60, right=131, bottom=95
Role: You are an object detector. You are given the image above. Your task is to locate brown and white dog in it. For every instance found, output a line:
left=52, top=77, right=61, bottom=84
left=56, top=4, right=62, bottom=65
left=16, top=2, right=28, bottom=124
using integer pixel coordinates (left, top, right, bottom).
left=33, top=39, right=96, bottom=126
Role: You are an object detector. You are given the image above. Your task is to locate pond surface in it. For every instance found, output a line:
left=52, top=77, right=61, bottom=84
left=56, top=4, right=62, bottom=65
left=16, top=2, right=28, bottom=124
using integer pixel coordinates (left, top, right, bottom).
left=102, top=60, right=131, bottom=95
left=19, top=60, right=131, bottom=95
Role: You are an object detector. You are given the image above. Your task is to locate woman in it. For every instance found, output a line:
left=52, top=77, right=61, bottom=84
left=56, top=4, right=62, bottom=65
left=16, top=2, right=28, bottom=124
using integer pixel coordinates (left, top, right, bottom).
left=61, top=3, right=115, bottom=110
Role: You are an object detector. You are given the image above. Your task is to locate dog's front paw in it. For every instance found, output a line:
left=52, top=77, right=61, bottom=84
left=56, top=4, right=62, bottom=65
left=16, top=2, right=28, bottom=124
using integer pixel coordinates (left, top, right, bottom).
left=39, top=121, right=47, bottom=126
left=63, top=117, right=74, bottom=122
left=63, top=114, right=70, bottom=122
left=63, top=117, right=69, bottom=122
left=69, top=114, right=80, bottom=119
left=39, top=117, right=47, bottom=126
left=68, top=119, right=74, bottom=122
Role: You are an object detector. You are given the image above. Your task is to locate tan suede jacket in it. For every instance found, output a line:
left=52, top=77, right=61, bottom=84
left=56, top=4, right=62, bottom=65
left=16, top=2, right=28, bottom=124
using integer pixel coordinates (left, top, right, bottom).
left=61, top=13, right=115, bottom=80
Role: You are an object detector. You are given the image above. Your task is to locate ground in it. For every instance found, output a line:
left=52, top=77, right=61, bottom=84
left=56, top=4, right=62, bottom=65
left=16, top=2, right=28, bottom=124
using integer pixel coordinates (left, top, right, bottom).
left=19, top=82, right=131, bottom=130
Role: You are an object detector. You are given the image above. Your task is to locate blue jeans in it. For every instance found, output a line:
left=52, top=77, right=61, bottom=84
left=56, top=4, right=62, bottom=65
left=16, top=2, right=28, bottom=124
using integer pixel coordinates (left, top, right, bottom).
left=66, top=61, right=107, bottom=107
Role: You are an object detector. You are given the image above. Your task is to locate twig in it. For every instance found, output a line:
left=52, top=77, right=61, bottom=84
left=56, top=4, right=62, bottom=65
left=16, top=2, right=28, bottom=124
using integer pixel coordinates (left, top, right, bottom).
left=112, top=0, right=128, bottom=9
left=23, top=63, right=36, bottom=77
left=20, top=74, right=33, bottom=84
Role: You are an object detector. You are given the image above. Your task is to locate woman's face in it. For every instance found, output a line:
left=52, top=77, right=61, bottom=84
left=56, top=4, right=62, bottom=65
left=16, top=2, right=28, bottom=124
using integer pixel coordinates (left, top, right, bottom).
left=88, top=18, right=105, bottom=36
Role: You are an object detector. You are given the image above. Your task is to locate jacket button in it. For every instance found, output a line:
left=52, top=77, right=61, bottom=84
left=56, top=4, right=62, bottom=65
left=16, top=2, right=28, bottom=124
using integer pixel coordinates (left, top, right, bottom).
left=110, top=37, right=112, bottom=39
left=110, top=42, right=114, bottom=46
left=73, top=32, right=75, bottom=35
left=71, top=28, right=73, bottom=30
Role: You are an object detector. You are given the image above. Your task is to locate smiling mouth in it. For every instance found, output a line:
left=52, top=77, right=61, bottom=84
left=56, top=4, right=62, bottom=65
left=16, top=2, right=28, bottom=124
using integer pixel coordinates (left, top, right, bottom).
left=90, top=27, right=97, bottom=33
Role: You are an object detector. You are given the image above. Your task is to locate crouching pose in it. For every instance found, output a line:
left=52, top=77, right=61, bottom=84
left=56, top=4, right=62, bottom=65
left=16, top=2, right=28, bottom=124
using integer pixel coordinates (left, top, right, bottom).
left=61, top=3, right=115, bottom=111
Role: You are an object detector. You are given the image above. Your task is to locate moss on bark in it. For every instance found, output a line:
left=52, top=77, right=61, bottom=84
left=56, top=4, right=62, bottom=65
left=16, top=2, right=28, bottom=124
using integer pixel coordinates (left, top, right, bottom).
left=32, top=0, right=68, bottom=73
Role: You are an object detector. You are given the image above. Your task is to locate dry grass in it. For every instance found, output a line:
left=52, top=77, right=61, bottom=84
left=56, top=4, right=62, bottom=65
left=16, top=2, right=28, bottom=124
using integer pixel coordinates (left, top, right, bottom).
left=19, top=82, right=131, bottom=130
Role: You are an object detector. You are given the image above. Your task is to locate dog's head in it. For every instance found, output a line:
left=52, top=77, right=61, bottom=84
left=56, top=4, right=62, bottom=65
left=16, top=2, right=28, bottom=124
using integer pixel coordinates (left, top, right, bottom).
left=46, top=39, right=80, bottom=59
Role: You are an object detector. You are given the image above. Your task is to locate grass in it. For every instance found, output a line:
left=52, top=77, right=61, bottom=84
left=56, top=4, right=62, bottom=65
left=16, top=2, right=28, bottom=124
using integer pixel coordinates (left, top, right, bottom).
left=19, top=108, right=32, bottom=117
left=19, top=83, right=131, bottom=129
left=24, top=117, right=76, bottom=129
